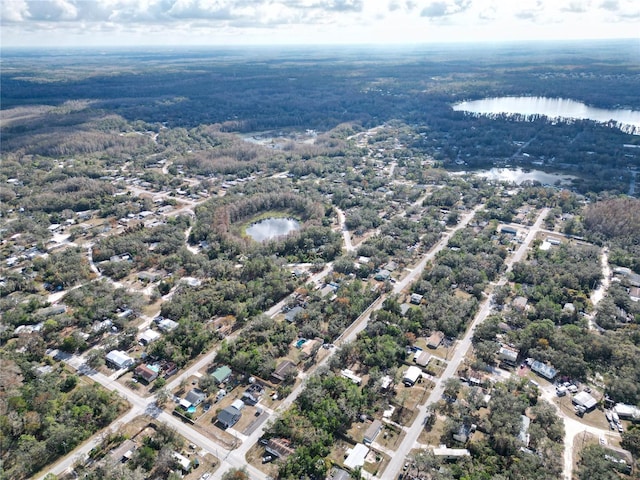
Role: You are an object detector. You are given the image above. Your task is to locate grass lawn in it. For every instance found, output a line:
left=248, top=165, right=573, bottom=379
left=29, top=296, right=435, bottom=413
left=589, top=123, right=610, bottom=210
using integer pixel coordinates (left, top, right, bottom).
left=418, top=415, right=448, bottom=446
left=244, top=442, right=281, bottom=477
left=363, top=449, right=389, bottom=476
left=375, top=424, right=405, bottom=450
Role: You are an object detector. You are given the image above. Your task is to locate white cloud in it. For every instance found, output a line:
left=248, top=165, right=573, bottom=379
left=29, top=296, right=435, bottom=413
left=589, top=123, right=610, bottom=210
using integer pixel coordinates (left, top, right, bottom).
left=1, top=0, right=638, bottom=46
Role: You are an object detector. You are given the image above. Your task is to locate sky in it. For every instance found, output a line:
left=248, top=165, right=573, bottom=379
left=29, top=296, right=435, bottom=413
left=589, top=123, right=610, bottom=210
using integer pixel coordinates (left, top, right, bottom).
left=1, top=0, right=639, bottom=47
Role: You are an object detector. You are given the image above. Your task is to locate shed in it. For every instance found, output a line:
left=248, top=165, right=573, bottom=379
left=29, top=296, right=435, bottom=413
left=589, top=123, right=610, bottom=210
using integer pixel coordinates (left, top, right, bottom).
left=105, top=350, right=134, bottom=370
left=231, top=399, right=245, bottom=411
left=344, top=443, right=369, bottom=470
left=403, top=366, right=422, bottom=386
left=363, top=420, right=382, bottom=444
left=500, top=226, right=517, bottom=235
left=426, top=331, right=445, bottom=349
left=572, top=391, right=597, bottom=411
left=212, top=365, right=232, bottom=384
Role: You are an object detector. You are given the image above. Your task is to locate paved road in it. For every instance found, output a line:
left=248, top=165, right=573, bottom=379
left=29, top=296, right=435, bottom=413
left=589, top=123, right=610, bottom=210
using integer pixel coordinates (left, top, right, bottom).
left=383, top=207, right=549, bottom=479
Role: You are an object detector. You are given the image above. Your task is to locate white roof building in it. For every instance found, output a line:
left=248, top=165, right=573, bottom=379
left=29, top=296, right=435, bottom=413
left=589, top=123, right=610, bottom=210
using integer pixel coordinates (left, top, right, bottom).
left=403, top=366, right=422, bottom=386
left=432, top=445, right=470, bottom=459
left=341, top=369, right=362, bottom=386
left=139, top=329, right=161, bottom=345
left=344, top=443, right=369, bottom=470
left=106, top=350, right=134, bottom=369
left=572, top=391, right=598, bottom=411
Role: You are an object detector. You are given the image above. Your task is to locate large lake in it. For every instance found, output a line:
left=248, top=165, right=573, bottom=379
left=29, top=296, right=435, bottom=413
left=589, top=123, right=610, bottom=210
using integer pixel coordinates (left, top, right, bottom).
left=467, top=168, right=576, bottom=185
left=452, top=97, right=640, bottom=133
left=246, top=217, right=300, bottom=242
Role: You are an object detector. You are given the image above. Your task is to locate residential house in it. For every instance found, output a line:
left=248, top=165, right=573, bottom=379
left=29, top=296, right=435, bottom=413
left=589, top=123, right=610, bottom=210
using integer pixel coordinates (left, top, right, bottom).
left=518, top=415, right=531, bottom=446
left=614, top=403, right=640, bottom=421
left=403, top=366, right=422, bottom=386
left=284, top=306, right=305, bottom=323
left=380, top=375, right=393, bottom=392
left=271, top=360, right=296, bottom=382
left=363, top=420, right=383, bottom=444
left=134, top=364, right=159, bottom=383
left=432, top=445, right=470, bottom=460
left=374, top=269, right=391, bottom=281
left=242, top=392, right=259, bottom=406
left=184, top=388, right=206, bottom=408
left=172, top=452, right=191, bottom=472
left=158, top=318, right=179, bottom=333
left=415, top=350, right=431, bottom=367
left=498, top=346, right=519, bottom=365
left=37, top=305, right=67, bottom=318
left=410, top=293, right=423, bottom=305
left=110, top=439, right=136, bottom=463
left=426, top=331, right=445, bottom=349
left=105, top=350, right=135, bottom=370
left=512, top=296, right=528, bottom=312
left=500, top=226, right=517, bottom=235
left=328, top=467, right=351, bottom=480
left=212, top=365, right=232, bottom=384
left=265, top=437, right=295, bottom=460
left=453, top=424, right=475, bottom=443
left=344, top=443, right=369, bottom=470
left=217, top=404, right=242, bottom=429
left=530, top=360, right=557, bottom=380
left=341, top=369, right=362, bottom=386
left=138, top=329, right=161, bottom=345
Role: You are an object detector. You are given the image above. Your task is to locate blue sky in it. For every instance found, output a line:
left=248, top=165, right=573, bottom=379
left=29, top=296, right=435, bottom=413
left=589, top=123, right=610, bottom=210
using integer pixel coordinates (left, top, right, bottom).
left=2, top=0, right=639, bottom=47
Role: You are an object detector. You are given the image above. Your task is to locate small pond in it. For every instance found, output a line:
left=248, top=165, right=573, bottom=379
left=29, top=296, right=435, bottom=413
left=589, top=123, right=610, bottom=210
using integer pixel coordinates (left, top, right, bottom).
left=246, top=217, right=300, bottom=242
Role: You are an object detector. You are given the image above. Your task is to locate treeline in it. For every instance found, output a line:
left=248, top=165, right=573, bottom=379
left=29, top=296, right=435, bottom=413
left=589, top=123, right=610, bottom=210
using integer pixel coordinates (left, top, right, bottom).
left=0, top=359, right=125, bottom=479
left=583, top=197, right=640, bottom=272
left=510, top=243, right=601, bottom=321
left=32, top=247, right=93, bottom=290
left=215, top=315, right=297, bottom=380
left=445, top=379, right=564, bottom=480
left=266, top=372, right=372, bottom=479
